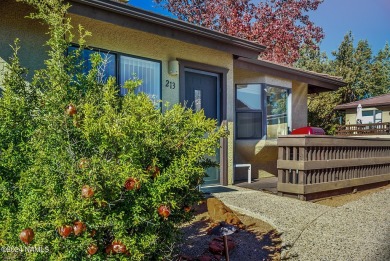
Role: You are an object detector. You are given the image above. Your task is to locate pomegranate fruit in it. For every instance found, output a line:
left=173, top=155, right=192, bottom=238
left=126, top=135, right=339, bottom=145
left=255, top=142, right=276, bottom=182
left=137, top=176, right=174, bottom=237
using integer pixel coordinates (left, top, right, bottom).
left=19, top=228, right=34, bottom=245
left=158, top=205, right=171, bottom=218
left=112, top=240, right=127, bottom=254
left=124, top=177, right=140, bottom=191
left=73, top=221, right=86, bottom=236
left=81, top=185, right=94, bottom=198
left=147, top=165, right=160, bottom=178
left=105, top=244, right=115, bottom=255
left=58, top=225, right=73, bottom=238
left=65, top=104, right=77, bottom=116
left=78, top=158, right=89, bottom=169
left=87, top=244, right=98, bottom=255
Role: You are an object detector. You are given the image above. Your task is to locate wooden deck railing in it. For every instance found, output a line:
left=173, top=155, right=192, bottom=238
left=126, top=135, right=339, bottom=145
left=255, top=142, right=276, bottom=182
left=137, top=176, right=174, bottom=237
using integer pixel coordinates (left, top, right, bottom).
left=336, top=122, right=390, bottom=136
left=277, top=135, right=390, bottom=200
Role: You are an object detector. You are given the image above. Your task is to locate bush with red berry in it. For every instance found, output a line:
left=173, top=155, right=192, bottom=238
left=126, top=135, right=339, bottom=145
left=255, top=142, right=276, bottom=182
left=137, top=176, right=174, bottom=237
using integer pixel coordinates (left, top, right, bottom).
left=0, top=1, right=225, bottom=260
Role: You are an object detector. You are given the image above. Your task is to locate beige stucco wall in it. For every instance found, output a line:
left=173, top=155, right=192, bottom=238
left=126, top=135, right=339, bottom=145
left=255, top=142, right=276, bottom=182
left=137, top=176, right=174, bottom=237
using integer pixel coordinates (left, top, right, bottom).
left=0, top=0, right=48, bottom=87
left=345, top=109, right=356, bottom=124
left=70, top=14, right=234, bottom=107
left=382, top=106, right=390, bottom=122
left=345, top=106, right=390, bottom=124
left=291, top=81, right=308, bottom=130
left=233, top=68, right=292, bottom=88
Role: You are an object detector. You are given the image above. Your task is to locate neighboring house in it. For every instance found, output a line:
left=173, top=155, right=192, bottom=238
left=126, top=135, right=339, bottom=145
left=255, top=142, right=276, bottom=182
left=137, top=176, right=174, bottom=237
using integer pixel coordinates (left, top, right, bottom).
left=0, top=0, right=345, bottom=186
left=335, top=93, right=390, bottom=125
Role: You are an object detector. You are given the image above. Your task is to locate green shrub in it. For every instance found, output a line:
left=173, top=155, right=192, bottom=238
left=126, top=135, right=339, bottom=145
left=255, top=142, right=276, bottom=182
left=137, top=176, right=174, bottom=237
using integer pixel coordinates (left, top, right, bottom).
left=0, top=0, right=224, bottom=260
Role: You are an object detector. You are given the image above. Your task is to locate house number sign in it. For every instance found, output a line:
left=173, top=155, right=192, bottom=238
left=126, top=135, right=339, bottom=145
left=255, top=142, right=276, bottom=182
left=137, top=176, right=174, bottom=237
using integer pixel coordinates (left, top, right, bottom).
left=165, top=80, right=176, bottom=89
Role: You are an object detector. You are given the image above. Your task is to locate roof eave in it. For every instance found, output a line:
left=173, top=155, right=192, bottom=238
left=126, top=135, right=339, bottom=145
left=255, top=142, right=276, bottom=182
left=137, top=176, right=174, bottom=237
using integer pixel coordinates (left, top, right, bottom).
left=68, top=0, right=265, bottom=58
left=335, top=102, right=390, bottom=110
left=234, top=57, right=346, bottom=92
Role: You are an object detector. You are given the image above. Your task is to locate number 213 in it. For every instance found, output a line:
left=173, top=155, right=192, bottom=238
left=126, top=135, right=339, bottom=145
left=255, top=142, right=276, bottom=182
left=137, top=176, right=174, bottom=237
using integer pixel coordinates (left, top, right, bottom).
left=165, top=80, right=175, bottom=89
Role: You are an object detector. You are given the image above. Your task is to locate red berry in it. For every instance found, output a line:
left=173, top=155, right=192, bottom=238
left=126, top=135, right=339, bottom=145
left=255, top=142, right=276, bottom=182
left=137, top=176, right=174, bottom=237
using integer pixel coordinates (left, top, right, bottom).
left=73, top=221, right=86, bottom=236
left=87, top=244, right=98, bottom=255
left=158, top=205, right=171, bottom=218
left=184, top=206, right=191, bottom=213
left=58, top=225, right=73, bottom=238
left=66, top=104, right=77, bottom=116
left=81, top=185, right=94, bottom=198
left=124, top=177, right=140, bottom=191
left=19, top=228, right=34, bottom=245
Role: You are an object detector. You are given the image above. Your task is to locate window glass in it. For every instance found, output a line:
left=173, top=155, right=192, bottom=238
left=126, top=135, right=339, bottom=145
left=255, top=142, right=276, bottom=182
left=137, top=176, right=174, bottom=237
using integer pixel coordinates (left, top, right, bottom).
left=236, top=112, right=262, bottom=139
left=194, top=89, right=202, bottom=112
left=362, top=110, right=373, bottom=117
left=266, top=86, right=288, bottom=139
left=120, top=56, right=161, bottom=100
left=374, top=110, right=382, bottom=123
left=236, top=84, right=261, bottom=110
left=362, top=110, right=375, bottom=124
left=362, top=109, right=383, bottom=123
left=68, top=47, right=116, bottom=82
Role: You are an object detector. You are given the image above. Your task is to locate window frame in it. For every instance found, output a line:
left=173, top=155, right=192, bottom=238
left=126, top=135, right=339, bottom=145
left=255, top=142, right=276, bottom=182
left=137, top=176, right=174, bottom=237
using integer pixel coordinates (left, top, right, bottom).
left=68, top=44, right=162, bottom=100
left=265, top=84, right=290, bottom=139
left=235, top=83, right=267, bottom=140
left=235, top=83, right=291, bottom=140
left=362, top=109, right=382, bottom=123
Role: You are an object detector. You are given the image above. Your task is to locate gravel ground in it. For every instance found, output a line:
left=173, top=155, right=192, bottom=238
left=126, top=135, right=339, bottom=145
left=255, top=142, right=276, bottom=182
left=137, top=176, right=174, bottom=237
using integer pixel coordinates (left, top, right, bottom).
left=177, top=223, right=276, bottom=260
left=175, top=199, right=282, bottom=260
left=212, top=185, right=390, bottom=261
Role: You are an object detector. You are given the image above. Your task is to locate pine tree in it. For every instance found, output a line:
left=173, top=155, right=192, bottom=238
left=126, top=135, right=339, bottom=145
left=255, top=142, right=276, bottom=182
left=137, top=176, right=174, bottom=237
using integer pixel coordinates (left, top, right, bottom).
left=369, top=42, right=390, bottom=95
left=296, top=31, right=390, bottom=133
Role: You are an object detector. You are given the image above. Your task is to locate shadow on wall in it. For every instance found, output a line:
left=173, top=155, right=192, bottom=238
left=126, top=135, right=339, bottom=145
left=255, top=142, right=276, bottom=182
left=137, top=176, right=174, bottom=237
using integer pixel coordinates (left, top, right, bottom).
left=235, top=139, right=279, bottom=181
left=0, top=0, right=49, bottom=82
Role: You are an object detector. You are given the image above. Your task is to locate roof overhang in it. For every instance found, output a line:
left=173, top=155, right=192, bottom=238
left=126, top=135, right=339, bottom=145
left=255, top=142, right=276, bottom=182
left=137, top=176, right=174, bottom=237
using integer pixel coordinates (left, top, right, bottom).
left=335, top=104, right=389, bottom=110
left=335, top=95, right=390, bottom=110
left=234, top=57, right=346, bottom=93
left=68, top=0, right=265, bottom=59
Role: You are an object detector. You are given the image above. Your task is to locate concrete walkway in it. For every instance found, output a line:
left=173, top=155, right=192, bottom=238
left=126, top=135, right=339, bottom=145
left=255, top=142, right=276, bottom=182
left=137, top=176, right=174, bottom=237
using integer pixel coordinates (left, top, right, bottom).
left=208, top=186, right=390, bottom=261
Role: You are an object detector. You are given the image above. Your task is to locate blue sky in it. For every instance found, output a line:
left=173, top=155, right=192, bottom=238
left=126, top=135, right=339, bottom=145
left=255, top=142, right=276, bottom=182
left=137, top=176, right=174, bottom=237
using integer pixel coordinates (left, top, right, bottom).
left=129, top=0, right=390, bottom=58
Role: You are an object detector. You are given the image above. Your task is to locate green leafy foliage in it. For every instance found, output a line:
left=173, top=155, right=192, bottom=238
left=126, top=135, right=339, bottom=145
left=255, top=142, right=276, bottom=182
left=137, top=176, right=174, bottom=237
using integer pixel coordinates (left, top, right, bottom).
left=296, top=32, right=390, bottom=134
left=0, top=1, right=225, bottom=260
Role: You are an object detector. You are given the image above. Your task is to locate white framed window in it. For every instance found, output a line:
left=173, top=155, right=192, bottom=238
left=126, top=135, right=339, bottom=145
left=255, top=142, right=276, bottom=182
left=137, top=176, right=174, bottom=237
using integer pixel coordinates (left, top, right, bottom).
left=120, top=56, right=161, bottom=101
left=362, top=109, right=382, bottom=124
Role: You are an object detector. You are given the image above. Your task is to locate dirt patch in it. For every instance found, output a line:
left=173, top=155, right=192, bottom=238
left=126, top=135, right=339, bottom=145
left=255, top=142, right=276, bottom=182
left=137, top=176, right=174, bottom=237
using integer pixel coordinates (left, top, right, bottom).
left=175, top=198, right=281, bottom=261
left=312, top=183, right=390, bottom=207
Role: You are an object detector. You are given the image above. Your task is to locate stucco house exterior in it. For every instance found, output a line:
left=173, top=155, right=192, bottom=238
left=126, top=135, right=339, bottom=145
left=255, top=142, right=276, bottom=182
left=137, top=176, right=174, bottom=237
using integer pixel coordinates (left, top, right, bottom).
left=0, top=0, right=345, bottom=186
left=335, top=93, right=390, bottom=125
